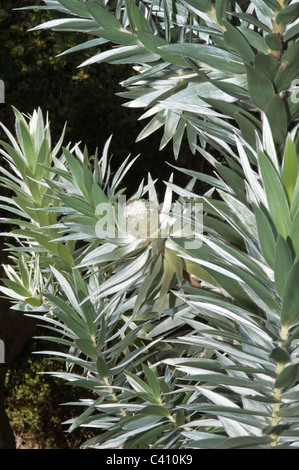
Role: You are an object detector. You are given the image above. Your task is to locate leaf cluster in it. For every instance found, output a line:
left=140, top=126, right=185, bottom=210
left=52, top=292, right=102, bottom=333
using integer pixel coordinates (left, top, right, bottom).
left=1, top=0, right=299, bottom=450
left=22, top=0, right=299, bottom=159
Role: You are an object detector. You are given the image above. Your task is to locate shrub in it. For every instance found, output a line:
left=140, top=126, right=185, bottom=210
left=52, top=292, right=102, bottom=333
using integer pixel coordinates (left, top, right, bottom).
left=1, top=0, right=299, bottom=449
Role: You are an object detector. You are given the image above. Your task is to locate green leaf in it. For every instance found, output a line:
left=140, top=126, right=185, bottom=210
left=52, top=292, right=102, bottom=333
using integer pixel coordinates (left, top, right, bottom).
left=234, top=113, right=261, bottom=154
left=2, top=278, right=31, bottom=298
left=181, top=0, right=212, bottom=14
left=216, top=436, right=273, bottom=450
left=257, top=150, right=291, bottom=238
left=173, top=118, right=186, bottom=160
left=287, top=210, right=299, bottom=257
left=239, top=28, right=268, bottom=54
left=85, top=2, right=121, bottom=30
left=80, top=45, right=160, bottom=67
left=63, top=148, right=89, bottom=199
left=281, top=260, right=299, bottom=328
left=185, top=437, right=227, bottom=449
left=96, top=356, right=109, bottom=378
left=276, top=3, right=299, bottom=25
left=265, top=33, right=282, bottom=51
left=264, top=95, right=287, bottom=145
left=130, top=4, right=153, bottom=33
left=133, top=256, right=162, bottom=315
left=160, top=44, right=245, bottom=74
left=216, top=164, right=246, bottom=203
left=253, top=204, right=276, bottom=269
left=274, top=41, right=299, bottom=92
left=25, top=297, right=43, bottom=307
left=75, top=338, right=99, bottom=360
left=125, top=370, right=155, bottom=396
left=43, top=295, right=92, bottom=341
left=231, top=13, right=271, bottom=32
left=95, top=29, right=138, bottom=46
left=58, top=194, right=95, bottom=217
left=259, top=0, right=281, bottom=10
left=275, top=364, right=299, bottom=389
left=130, top=423, right=172, bottom=447
left=91, top=182, right=108, bottom=206
left=13, top=229, right=58, bottom=256
left=58, top=0, right=90, bottom=17
left=222, top=20, right=255, bottom=64
left=175, top=409, right=185, bottom=426
left=18, top=121, right=37, bottom=170
left=282, top=134, right=298, bottom=205
left=139, top=405, right=171, bottom=418
left=137, top=32, right=187, bottom=67
left=183, top=258, right=219, bottom=288
left=136, top=111, right=166, bottom=142
left=290, top=174, right=299, bottom=220
left=270, top=347, right=290, bottom=364
left=274, top=236, right=293, bottom=298
left=165, top=247, right=183, bottom=284
left=58, top=38, right=108, bottom=56
left=57, top=243, right=74, bottom=265
left=284, top=21, right=299, bottom=41
left=157, top=256, right=175, bottom=319
left=245, top=64, right=275, bottom=111
left=286, top=326, right=299, bottom=348
left=18, top=257, right=30, bottom=291
left=215, top=0, right=229, bottom=25
left=254, top=53, right=279, bottom=81
left=30, top=18, right=99, bottom=33
left=277, top=405, right=299, bottom=418
left=142, top=364, right=160, bottom=399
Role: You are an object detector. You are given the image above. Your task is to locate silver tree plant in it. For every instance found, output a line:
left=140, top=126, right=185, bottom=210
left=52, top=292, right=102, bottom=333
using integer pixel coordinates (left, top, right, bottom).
left=1, top=0, right=299, bottom=449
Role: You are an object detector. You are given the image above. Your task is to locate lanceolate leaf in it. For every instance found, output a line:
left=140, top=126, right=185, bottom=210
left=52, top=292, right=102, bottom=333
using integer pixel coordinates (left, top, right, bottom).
left=274, top=236, right=293, bottom=298
left=257, top=150, right=291, bottom=238
left=157, top=256, right=175, bottom=318
left=276, top=3, right=299, bottom=26
left=160, top=44, right=245, bottom=74
left=58, top=0, right=90, bottom=17
left=253, top=204, right=276, bottom=269
left=223, top=20, right=255, bottom=64
left=85, top=3, right=122, bottom=30
left=274, top=41, right=299, bottom=92
left=282, top=134, right=298, bottom=205
left=275, top=364, right=299, bottom=389
left=245, top=64, right=275, bottom=111
left=281, top=260, right=299, bottom=328
left=264, top=95, right=287, bottom=146
left=287, top=210, right=299, bottom=257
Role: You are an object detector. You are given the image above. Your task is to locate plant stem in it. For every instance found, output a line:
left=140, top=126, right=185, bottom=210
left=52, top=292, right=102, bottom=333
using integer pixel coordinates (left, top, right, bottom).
left=104, top=376, right=126, bottom=417
left=272, top=1, right=285, bottom=36
left=209, top=7, right=226, bottom=32
left=270, top=325, right=289, bottom=447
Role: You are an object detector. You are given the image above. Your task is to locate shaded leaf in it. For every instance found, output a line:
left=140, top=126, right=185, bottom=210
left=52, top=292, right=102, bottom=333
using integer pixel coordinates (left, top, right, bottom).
left=281, top=260, right=299, bottom=328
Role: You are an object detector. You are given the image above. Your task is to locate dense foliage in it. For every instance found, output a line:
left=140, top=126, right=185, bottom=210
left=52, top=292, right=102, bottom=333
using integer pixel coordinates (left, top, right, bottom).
left=1, top=0, right=299, bottom=449
left=0, top=0, right=180, bottom=190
